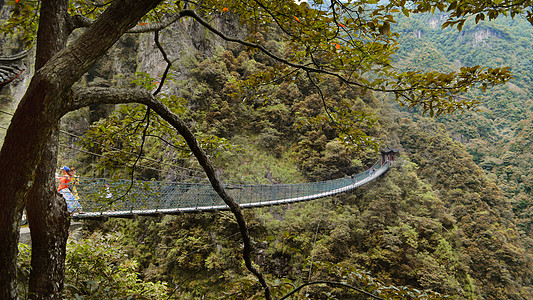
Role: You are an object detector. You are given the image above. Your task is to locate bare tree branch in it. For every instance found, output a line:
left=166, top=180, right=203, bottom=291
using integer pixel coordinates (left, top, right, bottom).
left=115, top=29, right=172, bottom=205
left=152, top=30, right=172, bottom=95
left=67, top=12, right=185, bottom=33
left=67, top=87, right=272, bottom=300
left=279, top=280, right=386, bottom=300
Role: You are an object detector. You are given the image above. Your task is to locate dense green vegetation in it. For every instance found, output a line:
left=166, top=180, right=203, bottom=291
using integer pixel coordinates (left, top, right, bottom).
left=393, top=13, right=533, bottom=241
left=48, top=23, right=533, bottom=297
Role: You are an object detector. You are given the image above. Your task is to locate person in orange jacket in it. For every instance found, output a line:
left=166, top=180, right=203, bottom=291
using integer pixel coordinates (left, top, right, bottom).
left=57, top=166, right=82, bottom=214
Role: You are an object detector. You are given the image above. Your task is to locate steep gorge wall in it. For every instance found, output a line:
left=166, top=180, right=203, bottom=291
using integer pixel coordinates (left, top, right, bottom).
left=0, top=4, right=32, bottom=146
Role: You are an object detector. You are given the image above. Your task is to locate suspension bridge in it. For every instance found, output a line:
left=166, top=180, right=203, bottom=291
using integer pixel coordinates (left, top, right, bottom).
left=0, top=54, right=396, bottom=219
left=1, top=108, right=395, bottom=220
left=71, top=159, right=392, bottom=219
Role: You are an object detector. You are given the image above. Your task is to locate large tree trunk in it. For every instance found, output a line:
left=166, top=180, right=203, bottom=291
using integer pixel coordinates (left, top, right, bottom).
left=0, top=1, right=162, bottom=298
left=26, top=127, right=70, bottom=299
left=0, top=74, right=59, bottom=300
left=26, top=1, right=71, bottom=299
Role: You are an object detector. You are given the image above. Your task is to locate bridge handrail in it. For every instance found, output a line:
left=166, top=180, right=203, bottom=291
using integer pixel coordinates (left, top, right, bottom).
left=72, top=160, right=390, bottom=218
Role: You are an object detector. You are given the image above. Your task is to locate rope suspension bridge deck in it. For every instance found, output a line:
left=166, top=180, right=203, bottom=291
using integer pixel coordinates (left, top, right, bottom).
left=1, top=51, right=397, bottom=220
left=72, top=160, right=390, bottom=219
left=2, top=106, right=396, bottom=220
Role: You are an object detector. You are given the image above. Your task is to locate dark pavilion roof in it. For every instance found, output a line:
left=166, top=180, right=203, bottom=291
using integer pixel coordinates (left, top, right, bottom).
left=381, top=146, right=400, bottom=155
left=0, top=50, right=27, bottom=90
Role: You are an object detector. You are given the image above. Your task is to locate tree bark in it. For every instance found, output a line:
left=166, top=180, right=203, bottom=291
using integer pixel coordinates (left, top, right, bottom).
left=26, top=128, right=70, bottom=299
left=26, top=1, right=71, bottom=298
left=0, top=73, right=59, bottom=300
left=0, top=1, right=162, bottom=298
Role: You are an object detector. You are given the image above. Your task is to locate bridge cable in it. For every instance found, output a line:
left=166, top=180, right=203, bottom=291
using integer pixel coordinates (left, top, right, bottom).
left=0, top=109, right=207, bottom=179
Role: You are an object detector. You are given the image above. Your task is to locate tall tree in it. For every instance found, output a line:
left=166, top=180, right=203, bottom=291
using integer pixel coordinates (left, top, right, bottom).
left=0, top=1, right=163, bottom=298
left=26, top=1, right=71, bottom=298
left=0, top=0, right=517, bottom=298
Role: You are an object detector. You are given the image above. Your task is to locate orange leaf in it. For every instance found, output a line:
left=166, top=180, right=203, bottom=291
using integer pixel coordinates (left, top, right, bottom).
left=335, top=43, right=340, bottom=50
left=139, top=23, right=148, bottom=25
left=222, top=7, right=229, bottom=12
left=339, top=23, right=346, bottom=29
left=153, top=82, right=159, bottom=85
left=15, top=0, right=20, bottom=3
left=294, top=16, right=300, bottom=22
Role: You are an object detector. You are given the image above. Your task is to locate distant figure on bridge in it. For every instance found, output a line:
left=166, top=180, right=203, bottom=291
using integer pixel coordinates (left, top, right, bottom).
left=105, top=183, right=113, bottom=199
left=57, top=166, right=82, bottom=214
left=369, top=168, right=374, bottom=176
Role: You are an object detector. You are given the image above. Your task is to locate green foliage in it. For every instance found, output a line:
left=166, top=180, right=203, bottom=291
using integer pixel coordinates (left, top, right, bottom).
left=63, top=233, right=170, bottom=299
left=308, top=261, right=451, bottom=299
left=5, top=0, right=533, bottom=298
left=196, top=0, right=514, bottom=116
left=399, top=118, right=533, bottom=299
left=405, top=0, right=533, bottom=30
left=392, top=12, right=533, bottom=240
left=0, top=0, right=40, bottom=47
left=16, top=243, right=31, bottom=299
left=16, top=237, right=170, bottom=299
left=215, top=139, right=306, bottom=184
left=85, top=214, right=260, bottom=298
left=79, top=88, right=233, bottom=179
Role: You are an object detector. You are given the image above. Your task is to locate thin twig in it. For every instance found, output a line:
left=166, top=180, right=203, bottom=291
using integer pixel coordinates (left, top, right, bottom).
left=279, top=280, right=386, bottom=300
left=178, top=9, right=399, bottom=93
left=152, top=23, right=272, bottom=300
left=305, top=70, right=362, bottom=147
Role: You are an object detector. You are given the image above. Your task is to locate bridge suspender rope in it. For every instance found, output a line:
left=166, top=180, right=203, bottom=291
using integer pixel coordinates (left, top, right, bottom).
left=71, top=159, right=393, bottom=219
left=0, top=52, right=397, bottom=219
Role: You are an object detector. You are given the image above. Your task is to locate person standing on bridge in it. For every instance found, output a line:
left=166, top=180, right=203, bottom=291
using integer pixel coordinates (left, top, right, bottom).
left=57, top=166, right=82, bottom=214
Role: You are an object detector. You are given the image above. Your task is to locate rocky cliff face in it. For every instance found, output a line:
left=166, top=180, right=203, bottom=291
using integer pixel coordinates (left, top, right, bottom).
left=134, top=14, right=246, bottom=94
left=0, top=8, right=244, bottom=139
left=428, top=14, right=448, bottom=29
left=0, top=4, right=32, bottom=146
left=460, top=26, right=511, bottom=47
left=81, top=12, right=245, bottom=104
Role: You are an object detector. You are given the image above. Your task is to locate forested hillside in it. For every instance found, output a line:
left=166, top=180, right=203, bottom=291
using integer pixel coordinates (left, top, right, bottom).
left=3, top=3, right=533, bottom=299
left=394, top=13, right=533, bottom=242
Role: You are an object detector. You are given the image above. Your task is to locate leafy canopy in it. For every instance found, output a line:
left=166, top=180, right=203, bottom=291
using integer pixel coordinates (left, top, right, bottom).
left=0, top=0, right=513, bottom=119
left=198, top=0, right=512, bottom=116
